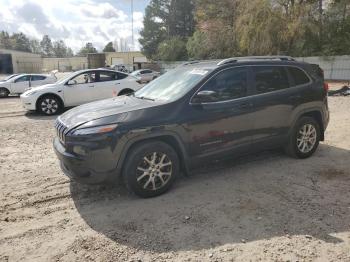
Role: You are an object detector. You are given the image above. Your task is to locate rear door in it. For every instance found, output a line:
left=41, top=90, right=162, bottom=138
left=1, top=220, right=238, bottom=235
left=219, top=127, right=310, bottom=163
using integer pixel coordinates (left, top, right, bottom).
left=250, top=65, right=311, bottom=146
left=93, top=71, right=119, bottom=99
left=30, top=75, right=47, bottom=87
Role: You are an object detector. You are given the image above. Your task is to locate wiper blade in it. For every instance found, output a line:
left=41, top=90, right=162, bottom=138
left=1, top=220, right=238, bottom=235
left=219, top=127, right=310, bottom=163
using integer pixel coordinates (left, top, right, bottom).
left=135, top=96, right=155, bottom=101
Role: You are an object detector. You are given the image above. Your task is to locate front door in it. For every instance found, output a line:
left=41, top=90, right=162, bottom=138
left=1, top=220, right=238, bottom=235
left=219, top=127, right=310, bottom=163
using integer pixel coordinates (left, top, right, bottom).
left=63, top=71, right=96, bottom=106
left=12, top=75, right=30, bottom=93
left=186, top=67, right=254, bottom=159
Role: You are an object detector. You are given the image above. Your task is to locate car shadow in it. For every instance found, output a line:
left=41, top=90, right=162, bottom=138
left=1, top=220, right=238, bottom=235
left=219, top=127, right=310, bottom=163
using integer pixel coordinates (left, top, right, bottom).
left=70, top=144, right=350, bottom=252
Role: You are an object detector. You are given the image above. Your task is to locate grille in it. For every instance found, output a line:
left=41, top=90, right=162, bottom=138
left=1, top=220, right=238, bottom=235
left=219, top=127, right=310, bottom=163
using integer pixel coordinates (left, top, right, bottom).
left=55, top=119, right=69, bottom=144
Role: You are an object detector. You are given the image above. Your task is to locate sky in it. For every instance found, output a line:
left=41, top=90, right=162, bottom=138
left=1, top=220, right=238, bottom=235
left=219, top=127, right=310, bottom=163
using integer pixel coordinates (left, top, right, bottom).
left=0, top=0, right=150, bottom=52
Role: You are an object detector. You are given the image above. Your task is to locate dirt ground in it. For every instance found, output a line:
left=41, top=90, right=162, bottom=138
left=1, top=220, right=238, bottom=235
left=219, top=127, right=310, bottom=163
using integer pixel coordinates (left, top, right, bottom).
left=0, top=95, right=349, bottom=262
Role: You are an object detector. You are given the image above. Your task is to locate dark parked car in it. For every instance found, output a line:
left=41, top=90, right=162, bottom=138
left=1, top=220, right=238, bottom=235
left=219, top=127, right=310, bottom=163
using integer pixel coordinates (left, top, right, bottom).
left=54, top=56, right=329, bottom=198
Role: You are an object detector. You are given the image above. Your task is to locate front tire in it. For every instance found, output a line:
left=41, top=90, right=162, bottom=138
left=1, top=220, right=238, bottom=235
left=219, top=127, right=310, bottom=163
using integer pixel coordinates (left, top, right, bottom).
left=0, top=88, right=9, bottom=98
left=37, top=95, right=62, bottom=115
left=285, top=116, right=320, bottom=159
left=123, top=141, right=179, bottom=198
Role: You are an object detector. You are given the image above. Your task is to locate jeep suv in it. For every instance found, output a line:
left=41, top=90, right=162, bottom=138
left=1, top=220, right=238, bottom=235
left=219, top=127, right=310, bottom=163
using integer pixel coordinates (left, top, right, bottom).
left=54, top=56, right=329, bottom=198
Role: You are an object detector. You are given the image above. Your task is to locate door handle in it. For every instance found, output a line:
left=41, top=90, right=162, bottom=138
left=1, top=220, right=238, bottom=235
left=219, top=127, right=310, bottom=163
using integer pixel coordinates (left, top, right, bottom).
left=115, top=82, right=121, bottom=85
left=88, top=85, right=94, bottom=87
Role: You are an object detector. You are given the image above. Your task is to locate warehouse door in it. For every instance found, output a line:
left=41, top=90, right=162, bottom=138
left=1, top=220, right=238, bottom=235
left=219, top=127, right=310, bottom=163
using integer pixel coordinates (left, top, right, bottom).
left=0, top=54, right=13, bottom=74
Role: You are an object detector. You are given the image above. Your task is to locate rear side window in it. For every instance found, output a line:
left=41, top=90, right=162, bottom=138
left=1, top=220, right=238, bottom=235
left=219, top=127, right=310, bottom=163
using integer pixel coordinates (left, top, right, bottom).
left=288, top=67, right=310, bottom=86
left=32, top=75, right=46, bottom=81
left=201, top=67, right=248, bottom=102
left=117, top=72, right=128, bottom=80
left=98, top=71, right=117, bottom=82
left=253, top=66, right=289, bottom=94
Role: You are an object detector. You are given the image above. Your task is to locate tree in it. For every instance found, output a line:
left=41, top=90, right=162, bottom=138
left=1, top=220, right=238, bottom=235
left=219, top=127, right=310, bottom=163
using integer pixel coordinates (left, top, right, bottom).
left=186, top=31, right=211, bottom=59
left=40, top=35, right=54, bottom=57
left=139, top=1, right=168, bottom=59
left=103, top=41, right=116, bottom=52
left=29, top=39, right=42, bottom=54
left=139, top=0, right=195, bottom=59
left=0, top=31, right=12, bottom=49
left=12, top=32, right=31, bottom=52
left=52, top=40, right=70, bottom=57
left=78, top=42, right=98, bottom=55
left=157, top=36, right=188, bottom=61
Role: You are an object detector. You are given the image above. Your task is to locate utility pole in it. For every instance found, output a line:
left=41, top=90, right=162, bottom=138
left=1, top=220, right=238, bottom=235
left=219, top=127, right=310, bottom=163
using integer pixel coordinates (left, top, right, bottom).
left=319, top=0, right=323, bottom=46
left=131, top=0, right=134, bottom=51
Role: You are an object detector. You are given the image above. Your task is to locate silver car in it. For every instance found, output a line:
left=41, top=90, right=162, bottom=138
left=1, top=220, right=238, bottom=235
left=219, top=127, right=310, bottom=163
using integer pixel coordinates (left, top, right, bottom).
left=130, top=69, right=160, bottom=83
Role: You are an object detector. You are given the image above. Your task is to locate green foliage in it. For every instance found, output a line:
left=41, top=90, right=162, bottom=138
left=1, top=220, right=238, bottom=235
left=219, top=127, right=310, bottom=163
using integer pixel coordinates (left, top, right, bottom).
left=11, top=32, right=31, bottom=52
left=186, top=31, right=211, bottom=59
left=78, top=43, right=98, bottom=55
left=157, top=36, right=188, bottom=61
left=52, top=40, right=71, bottom=57
left=139, top=0, right=195, bottom=60
left=103, top=42, right=116, bottom=52
left=40, top=35, right=54, bottom=57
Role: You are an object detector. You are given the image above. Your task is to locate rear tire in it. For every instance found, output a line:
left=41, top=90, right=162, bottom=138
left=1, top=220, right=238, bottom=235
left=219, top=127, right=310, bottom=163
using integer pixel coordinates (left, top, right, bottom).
left=285, top=116, right=320, bottom=159
left=37, top=95, right=62, bottom=115
left=0, top=88, right=9, bottom=98
left=123, top=141, right=179, bottom=198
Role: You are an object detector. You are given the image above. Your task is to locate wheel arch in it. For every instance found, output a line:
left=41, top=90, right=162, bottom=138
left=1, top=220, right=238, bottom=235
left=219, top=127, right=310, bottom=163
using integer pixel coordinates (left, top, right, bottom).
left=292, top=109, right=325, bottom=141
left=118, top=88, right=134, bottom=96
left=0, top=86, right=10, bottom=94
left=35, top=93, right=65, bottom=111
left=117, top=133, right=190, bottom=176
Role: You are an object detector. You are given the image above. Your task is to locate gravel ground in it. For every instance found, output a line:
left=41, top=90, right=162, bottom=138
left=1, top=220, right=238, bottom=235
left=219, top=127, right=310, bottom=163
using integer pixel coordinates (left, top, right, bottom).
left=0, top=96, right=349, bottom=262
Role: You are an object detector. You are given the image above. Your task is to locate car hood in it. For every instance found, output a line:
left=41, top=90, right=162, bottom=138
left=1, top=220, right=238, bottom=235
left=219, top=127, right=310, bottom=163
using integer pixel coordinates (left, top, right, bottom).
left=59, top=95, right=160, bottom=129
left=30, top=83, right=58, bottom=91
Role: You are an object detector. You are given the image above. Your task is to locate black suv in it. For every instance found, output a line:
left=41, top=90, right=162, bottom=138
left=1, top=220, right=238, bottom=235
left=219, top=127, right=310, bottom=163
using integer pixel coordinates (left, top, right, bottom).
left=54, top=56, right=329, bottom=197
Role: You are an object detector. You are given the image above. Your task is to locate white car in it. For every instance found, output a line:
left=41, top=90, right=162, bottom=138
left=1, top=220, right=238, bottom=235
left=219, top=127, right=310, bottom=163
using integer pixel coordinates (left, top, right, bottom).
left=0, top=74, right=56, bottom=97
left=20, top=69, right=142, bottom=115
left=130, top=69, right=160, bottom=83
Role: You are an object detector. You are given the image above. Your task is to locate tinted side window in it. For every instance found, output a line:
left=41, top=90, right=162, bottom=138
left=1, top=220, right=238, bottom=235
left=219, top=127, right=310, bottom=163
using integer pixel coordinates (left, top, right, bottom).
left=144, top=69, right=152, bottom=74
left=32, top=75, right=46, bottom=81
left=288, top=67, right=310, bottom=86
left=201, top=67, right=248, bottom=102
left=98, top=71, right=117, bottom=82
left=253, top=66, right=289, bottom=94
left=15, top=75, right=30, bottom=83
left=117, top=72, right=128, bottom=80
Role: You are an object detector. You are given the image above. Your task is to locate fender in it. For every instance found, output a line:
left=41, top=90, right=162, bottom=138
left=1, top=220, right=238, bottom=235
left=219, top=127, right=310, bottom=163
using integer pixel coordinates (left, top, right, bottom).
left=114, top=129, right=191, bottom=176
left=288, top=105, right=326, bottom=137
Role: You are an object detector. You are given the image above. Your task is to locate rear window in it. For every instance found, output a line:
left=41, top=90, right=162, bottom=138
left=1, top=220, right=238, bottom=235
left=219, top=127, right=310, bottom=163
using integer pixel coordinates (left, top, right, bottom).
left=253, top=66, right=289, bottom=94
left=288, top=67, right=310, bottom=86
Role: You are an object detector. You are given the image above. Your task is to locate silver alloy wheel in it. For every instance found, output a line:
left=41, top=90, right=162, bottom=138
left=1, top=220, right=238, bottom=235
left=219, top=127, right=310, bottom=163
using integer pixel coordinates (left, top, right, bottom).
left=297, top=124, right=317, bottom=153
left=136, top=152, right=173, bottom=191
left=41, top=98, right=58, bottom=115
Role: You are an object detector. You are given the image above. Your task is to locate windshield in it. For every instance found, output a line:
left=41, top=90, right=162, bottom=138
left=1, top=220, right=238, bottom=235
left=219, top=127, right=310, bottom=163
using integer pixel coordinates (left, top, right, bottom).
left=3, top=74, right=18, bottom=81
left=134, top=67, right=211, bottom=101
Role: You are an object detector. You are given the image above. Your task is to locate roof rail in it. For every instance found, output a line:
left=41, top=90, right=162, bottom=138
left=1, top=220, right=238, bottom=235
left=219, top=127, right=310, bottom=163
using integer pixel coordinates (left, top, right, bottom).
left=217, top=56, right=295, bottom=66
left=182, top=61, right=200, bottom=66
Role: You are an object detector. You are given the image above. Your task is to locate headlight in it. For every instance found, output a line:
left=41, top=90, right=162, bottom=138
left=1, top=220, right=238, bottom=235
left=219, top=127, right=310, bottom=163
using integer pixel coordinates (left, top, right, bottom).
left=71, top=124, right=118, bottom=136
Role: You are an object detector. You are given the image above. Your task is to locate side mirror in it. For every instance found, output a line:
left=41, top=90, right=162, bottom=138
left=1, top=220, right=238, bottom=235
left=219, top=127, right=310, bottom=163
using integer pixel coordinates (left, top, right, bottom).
left=67, top=80, right=76, bottom=85
left=192, top=90, right=218, bottom=104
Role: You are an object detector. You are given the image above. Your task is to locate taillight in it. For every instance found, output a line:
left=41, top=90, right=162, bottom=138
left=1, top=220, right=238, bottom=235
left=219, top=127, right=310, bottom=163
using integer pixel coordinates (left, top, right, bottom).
left=324, top=82, right=329, bottom=92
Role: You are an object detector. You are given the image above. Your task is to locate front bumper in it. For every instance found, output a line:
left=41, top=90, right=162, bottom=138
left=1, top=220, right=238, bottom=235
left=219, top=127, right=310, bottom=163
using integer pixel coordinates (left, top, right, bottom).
left=20, top=94, right=37, bottom=111
left=53, top=137, right=119, bottom=184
